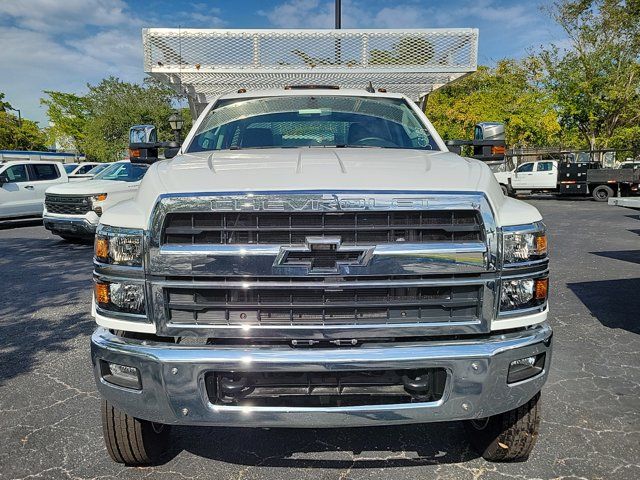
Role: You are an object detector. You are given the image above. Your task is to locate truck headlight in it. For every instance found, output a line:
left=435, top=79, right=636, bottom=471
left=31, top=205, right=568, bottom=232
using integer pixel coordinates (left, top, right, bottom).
left=95, top=226, right=143, bottom=266
left=95, top=280, right=145, bottom=314
left=500, top=277, right=548, bottom=312
left=90, top=194, right=107, bottom=216
left=503, top=223, right=547, bottom=265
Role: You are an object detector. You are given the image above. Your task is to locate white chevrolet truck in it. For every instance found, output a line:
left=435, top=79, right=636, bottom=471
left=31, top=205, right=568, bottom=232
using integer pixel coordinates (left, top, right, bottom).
left=44, top=161, right=148, bottom=240
left=91, top=29, right=551, bottom=465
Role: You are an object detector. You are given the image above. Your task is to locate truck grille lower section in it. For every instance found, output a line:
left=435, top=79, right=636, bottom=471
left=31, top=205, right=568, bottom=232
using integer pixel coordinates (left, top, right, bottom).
left=162, top=210, right=483, bottom=246
left=205, top=368, right=447, bottom=407
left=45, top=194, right=92, bottom=215
left=166, top=283, right=482, bottom=326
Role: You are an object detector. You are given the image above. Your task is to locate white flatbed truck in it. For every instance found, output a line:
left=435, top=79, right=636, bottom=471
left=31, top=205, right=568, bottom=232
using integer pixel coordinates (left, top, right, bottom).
left=90, top=28, right=552, bottom=465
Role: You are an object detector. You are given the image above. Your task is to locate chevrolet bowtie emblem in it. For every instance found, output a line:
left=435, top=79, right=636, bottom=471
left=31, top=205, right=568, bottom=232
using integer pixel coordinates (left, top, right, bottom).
left=274, top=236, right=373, bottom=273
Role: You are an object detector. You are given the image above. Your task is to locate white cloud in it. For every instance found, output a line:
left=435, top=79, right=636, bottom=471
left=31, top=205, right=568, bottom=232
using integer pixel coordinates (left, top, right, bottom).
left=0, top=0, right=137, bottom=33
left=259, top=0, right=565, bottom=62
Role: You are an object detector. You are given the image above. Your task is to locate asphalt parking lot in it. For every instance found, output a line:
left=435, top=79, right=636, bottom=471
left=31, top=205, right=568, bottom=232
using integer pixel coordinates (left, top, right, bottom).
left=0, top=199, right=638, bottom=480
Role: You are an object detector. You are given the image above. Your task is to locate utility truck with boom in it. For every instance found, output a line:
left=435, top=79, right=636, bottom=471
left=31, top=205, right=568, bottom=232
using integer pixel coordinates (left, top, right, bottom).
left=91, top=29, right=551, bottom=465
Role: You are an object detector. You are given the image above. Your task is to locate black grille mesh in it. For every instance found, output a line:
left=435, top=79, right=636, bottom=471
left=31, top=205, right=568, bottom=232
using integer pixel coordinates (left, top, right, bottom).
left=162, top=210, right=483, bottom=245
left=166, top=284, right=481, bottom=326
left=45, top=194, right=92, bottom=215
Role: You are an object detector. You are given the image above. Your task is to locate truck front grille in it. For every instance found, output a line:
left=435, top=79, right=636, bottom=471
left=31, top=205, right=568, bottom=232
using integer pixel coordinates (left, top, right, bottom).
left=166, top=282, right=482, bottom=326
left=162, top=210, right=483, bottom=245
left=45, top=194, right=92, bottom=215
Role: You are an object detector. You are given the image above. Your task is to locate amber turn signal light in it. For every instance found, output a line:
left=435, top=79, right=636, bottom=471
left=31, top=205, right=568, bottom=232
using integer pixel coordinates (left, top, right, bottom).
left=95, top=237, right=109, bottom=260
left=534, top=278, right=548, bottom=301
left=95, top=282, right=110, bottom=305
left=128, top=148, right=141, bottom=158
left=536, top=234, right=548, bottom=255
left=491, top=145, right=506, bottom=155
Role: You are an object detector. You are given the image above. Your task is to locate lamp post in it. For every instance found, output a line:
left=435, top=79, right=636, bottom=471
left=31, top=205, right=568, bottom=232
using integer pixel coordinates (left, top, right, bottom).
left=7, top=106, right=21, bottom=127
left=168, top=111, right=184, bottom=143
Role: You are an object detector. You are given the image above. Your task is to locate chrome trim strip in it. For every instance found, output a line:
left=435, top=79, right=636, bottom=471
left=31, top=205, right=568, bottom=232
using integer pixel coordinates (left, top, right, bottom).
left=503, top=258, right=549, bottom=269
left=502, top=222, right=546, bottom=234
left=94, top=262, right=145, bottom=278
left=95, top=305, right=149, bottom=323
left=151, top=276, right=493, bottom=289
left=498, top=303, right=548, bottom=318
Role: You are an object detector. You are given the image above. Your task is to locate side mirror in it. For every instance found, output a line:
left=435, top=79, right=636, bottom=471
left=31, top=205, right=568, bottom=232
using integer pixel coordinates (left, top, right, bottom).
left=129, top=125, right=157, bottom=144
left=0, top=173, right=8, bottom=185
left=164, top=147, right=180, bottom=159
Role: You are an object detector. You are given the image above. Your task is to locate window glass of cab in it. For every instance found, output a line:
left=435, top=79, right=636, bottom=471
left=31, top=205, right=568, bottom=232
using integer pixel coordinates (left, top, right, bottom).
left=517, top=163, right=534, bottom=173
left=64, top=164, right=78, bottom=174
left=77, top=164, right=94, bottom=174
left=30, top=163, right=61, bottom=180
left=188, top=96, right=438, bottom=152
left=536, top=162, right=554, bottom=172
left=3, top=164, right=28, bottom=182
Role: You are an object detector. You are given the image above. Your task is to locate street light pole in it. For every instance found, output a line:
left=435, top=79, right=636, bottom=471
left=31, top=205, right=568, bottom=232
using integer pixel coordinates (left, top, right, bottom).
left=7, top=106, right=21, bottom=127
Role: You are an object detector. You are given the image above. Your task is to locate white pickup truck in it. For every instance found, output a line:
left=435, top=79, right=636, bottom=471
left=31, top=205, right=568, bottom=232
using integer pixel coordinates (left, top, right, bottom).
left=494, top=160, right=558, bottom=195
left=43, top=161, right=149, bottom=240
left=90, top=28, right=551, bottom=466
left=0, top=160, right=68, bottom=220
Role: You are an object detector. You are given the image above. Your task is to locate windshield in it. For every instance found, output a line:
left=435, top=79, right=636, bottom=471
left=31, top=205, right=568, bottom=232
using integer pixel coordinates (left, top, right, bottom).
left=187, top=95, right=439, bottom=152
left=86, top=163, right=110, bottom=176
left=64, top=164, right=78, bottom=173
left=93, top=162, right=148, bottom=182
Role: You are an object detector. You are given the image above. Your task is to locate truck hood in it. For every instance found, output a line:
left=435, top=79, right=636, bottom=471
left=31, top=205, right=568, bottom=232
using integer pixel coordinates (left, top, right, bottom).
left=46, top=179, right=141, bottom=195
left=104, top=148, right=541, bottom=229
left=153, top=149, right=489, bottom=193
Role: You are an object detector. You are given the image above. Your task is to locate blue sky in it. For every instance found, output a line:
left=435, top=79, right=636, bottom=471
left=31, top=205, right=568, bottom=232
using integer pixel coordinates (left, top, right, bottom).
left=0, top=0, right=566, bottom=125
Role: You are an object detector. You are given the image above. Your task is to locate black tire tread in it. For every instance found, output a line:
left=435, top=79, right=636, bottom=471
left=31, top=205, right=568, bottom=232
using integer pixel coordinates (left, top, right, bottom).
left=592, top=185, right=614, bottom=202
left=466, top=392, right=541, bottom=462
left=101, top=399, right=168, bottom=465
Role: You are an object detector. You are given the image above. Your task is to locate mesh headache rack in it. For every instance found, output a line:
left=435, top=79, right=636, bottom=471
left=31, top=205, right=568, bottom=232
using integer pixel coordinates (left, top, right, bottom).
left=143, top=28, right=478, bottom=115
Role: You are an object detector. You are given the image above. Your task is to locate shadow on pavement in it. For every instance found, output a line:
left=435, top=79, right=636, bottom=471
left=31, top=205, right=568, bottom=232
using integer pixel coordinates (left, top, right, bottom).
left=0, top=236, right=94, bottom=384
left=591, top=250, right=640, bottom=265
left=567, top=277, right=640, bottom=334
left=0, top=218, right=43, bottom=230
left=163, top=422, right=477, bottom=467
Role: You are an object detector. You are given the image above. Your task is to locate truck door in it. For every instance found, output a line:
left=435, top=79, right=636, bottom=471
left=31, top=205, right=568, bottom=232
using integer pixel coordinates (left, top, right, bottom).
left=0, top=164, right=34, bottom=218
left=511, top=162, right=535, bottom=189
left=534, top=161, right=558, bottom=189
left=26, top=163, right=64, bottom=216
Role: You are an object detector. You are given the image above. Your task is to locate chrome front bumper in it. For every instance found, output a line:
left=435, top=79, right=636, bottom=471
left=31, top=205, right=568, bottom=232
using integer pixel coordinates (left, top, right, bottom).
left=43, top=214, right=97, bottom=236
left=91, top=323, right=552, bottom=428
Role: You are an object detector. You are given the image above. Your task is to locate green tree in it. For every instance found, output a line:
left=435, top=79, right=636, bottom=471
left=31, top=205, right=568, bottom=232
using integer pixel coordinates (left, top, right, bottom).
left=426, top=60, right=562, bottom=147
left=0, top=92, right=13, bottom=112
left=42, top=77, right=191, bottom=162
left=40, top=91, right=90, bottom=152
left=537, top=0, right=640, bottom=150
left=0, top=111, right=48, bottom=150
left=0, top=92, right=48, bottom=150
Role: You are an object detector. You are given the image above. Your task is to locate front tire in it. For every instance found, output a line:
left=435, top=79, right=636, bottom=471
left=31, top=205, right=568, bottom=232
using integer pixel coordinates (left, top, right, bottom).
left=101, top=400, right=170, bottom=465
left=465, top=393, right=541, bottom=462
